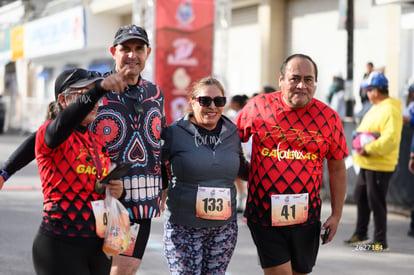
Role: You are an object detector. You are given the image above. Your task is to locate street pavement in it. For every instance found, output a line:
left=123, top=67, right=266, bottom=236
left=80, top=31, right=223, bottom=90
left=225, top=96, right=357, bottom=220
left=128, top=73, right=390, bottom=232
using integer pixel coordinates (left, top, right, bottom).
left=1, top=132, right=414, bottom=274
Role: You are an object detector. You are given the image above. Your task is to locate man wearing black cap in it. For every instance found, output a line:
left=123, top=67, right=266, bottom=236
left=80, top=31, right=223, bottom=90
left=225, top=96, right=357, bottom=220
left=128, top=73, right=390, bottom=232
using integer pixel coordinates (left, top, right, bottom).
left=88, top=24, right=165, bottom=275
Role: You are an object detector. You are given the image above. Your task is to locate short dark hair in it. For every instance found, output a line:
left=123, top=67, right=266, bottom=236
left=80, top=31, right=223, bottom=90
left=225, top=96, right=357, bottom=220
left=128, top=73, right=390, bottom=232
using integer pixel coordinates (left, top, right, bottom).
left=280, top=53, right=318, bottom=82
left=231, top=94, right=249, bottom=108
left=263, top=86, right=276, bottom=94
left=376, top=86, right=388, bottom=95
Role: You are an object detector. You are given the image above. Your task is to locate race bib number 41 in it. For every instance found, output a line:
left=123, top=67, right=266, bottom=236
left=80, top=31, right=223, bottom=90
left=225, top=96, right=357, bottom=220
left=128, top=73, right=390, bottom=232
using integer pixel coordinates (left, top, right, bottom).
left=196, top=187, right=231, bottom=220
left=271, top=193, right=309, bottom=226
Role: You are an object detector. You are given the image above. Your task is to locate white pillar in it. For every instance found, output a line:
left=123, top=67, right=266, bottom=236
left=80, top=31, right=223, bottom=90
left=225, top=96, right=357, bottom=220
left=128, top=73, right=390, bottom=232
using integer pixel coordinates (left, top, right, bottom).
left=133, top=0, right=155, bottom=81
left=213, top=0, right=231, bottom=88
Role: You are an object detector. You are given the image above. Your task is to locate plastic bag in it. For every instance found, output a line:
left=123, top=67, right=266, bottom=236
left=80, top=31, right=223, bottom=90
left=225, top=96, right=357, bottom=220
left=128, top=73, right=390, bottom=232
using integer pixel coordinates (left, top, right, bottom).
left=91, top=199, right=107, bottom=238
left=102, top=188, right=131, bottom=258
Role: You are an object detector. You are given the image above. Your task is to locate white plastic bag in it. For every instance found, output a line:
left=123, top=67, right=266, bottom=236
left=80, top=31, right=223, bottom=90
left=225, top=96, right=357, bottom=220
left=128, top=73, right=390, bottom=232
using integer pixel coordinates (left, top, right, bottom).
left=91, top=199, right=107, bottom=238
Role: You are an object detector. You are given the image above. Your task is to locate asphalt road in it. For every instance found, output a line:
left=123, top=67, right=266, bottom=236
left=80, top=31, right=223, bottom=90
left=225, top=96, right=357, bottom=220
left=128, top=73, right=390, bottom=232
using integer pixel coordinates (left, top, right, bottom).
left=1, top=133, right=414, bottom=274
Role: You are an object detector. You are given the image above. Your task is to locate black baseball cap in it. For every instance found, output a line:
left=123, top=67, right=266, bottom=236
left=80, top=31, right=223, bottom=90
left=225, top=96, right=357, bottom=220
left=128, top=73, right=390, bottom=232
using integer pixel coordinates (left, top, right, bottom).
left=113, top=24, right=149, bottom=46
left=54, top=68, right=103, bottom=99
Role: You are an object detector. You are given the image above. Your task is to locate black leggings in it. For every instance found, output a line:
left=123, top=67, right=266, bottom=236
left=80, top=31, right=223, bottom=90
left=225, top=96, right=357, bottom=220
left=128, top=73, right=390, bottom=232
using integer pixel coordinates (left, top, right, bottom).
left=32, top=229, right=111, bottom=275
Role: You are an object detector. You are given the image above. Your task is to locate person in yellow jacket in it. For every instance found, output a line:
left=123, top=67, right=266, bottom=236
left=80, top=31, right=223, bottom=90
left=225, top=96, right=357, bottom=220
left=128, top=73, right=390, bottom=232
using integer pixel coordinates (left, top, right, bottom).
left=345, top=71, right=402, bottom=251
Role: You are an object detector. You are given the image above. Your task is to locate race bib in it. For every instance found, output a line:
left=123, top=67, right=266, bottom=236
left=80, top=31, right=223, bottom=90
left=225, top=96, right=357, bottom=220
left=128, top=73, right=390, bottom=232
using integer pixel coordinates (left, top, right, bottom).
left=196, top=187, right=231, bottom=220
left=271, top=193, right=309, bottom=226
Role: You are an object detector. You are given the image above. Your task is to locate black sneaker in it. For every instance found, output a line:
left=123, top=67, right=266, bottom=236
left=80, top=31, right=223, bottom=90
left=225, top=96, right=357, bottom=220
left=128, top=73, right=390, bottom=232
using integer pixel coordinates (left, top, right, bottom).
left=366, top=241, right=389, bottom=252
left=344, top=234, right=370, bottom=245
left=408, top=230, right=414, bottom=238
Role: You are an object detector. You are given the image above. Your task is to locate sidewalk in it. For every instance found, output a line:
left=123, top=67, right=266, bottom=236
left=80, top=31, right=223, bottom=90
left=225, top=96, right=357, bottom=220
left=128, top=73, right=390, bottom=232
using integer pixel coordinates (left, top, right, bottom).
left=313, top=203, right=414, bottom=275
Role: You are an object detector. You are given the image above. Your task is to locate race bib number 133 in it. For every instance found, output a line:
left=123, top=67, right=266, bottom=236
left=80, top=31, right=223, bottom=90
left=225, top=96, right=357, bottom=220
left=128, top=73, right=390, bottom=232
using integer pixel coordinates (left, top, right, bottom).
left=196, top=187, right=231, bottom=220
left=271, top=193, right=309, bottom=226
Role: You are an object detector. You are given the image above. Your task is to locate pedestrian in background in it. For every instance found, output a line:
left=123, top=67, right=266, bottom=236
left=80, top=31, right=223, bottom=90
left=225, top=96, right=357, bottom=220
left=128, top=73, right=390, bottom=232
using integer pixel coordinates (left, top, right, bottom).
left=229, top=94, right=249, bottom=117
left=262, top=85, right=276, bottom=94
left=360, top=62, right=374, bottom=105
left=407, top=137, right=414, bottom=238
left=404, top=83, right=414, bottom=238
left=32, top=68, right=125, bottom=274
left=0, top=95, right=5, bottom=134
left=355, top=62, right=374, bottom=122
left=345, top=72, right=402, bottom=251
left=403, top=83, right=414, bottom=126
left=162, top=77, right=249, bottom=274
left=327, top=72, right=346, bottom=120
left=235, top=53, right=348, bottom=274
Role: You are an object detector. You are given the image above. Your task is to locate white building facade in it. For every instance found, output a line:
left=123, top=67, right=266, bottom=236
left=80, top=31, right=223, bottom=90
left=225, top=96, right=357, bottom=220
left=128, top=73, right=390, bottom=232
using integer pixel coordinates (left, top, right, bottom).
left=0, top=0, right=414, bottom=132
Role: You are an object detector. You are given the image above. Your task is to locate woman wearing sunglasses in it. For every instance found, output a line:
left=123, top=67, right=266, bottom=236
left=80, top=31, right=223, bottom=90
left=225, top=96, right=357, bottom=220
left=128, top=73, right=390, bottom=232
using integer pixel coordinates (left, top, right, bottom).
left=161, top=77, right=249, bottom=274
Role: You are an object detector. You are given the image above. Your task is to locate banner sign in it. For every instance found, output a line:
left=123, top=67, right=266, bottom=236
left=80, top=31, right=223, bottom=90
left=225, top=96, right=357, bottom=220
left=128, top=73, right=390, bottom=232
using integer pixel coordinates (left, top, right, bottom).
left=155, top=0, right=214, bottom=124
left=10, top=25, right=24, bottom=61
left=0, top=28, right=11, bottom=65
left=24, top=6, right=85, bottom=59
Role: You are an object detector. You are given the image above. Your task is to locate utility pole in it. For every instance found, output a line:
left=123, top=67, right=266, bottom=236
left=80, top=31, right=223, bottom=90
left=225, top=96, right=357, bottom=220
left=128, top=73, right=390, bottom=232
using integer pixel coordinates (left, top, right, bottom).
left=345, top=0, right=354, bottom=118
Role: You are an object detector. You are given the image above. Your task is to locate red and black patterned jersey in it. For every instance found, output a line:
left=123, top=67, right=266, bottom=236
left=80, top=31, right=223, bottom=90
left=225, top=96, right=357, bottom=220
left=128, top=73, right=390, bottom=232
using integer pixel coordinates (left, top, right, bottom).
left=235, top=91, right=348, bottom=226
left=36, top=120, right=111, bottom=238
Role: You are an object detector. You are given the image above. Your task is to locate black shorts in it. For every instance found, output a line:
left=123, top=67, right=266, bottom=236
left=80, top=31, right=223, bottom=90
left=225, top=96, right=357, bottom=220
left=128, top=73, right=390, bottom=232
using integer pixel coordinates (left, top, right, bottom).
left=120, top=219, right=151, bottom=259
left=32, top=229, right=111, bottom=275
left=247, top=220, right=321, bottom=274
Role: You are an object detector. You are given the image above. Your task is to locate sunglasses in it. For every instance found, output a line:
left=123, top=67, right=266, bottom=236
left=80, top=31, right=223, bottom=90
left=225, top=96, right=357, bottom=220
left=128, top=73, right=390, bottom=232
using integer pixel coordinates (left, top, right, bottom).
left=195, top=96, right=226, bottom=107
left=64, top=88, right=88, bottom=95
left=62, top=88, right=89, bottom=98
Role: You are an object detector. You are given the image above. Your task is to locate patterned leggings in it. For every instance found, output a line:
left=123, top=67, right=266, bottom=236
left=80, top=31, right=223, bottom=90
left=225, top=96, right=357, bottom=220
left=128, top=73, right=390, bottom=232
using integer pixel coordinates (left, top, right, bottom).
left=163, top=220, right=238, bottom=275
